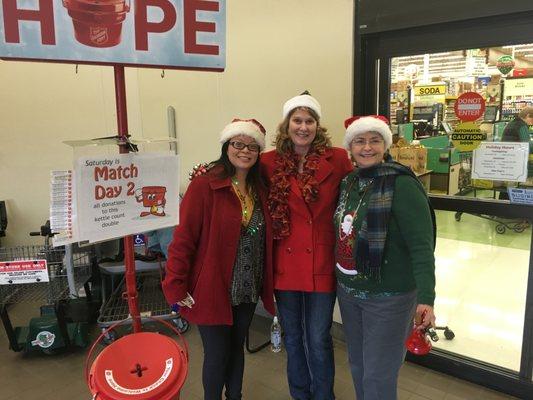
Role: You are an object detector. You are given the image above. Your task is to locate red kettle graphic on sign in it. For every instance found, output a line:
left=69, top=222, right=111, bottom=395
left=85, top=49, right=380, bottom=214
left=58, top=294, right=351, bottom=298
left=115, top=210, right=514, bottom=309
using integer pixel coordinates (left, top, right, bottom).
left=135, top=186, right=167, bottom=217
left=63, top=0, right=130, bottom=48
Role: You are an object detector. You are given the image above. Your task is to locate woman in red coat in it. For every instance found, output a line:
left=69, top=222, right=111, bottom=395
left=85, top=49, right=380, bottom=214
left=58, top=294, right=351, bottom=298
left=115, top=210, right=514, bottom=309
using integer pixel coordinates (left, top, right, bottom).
left=163, top=118, right=275, bottom=400
left=262, top=92, right=353, bottom=400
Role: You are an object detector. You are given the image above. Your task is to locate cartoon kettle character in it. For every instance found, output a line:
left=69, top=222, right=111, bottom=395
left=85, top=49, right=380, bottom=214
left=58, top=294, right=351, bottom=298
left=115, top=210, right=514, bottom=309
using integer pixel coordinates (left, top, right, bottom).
left=135, top=186, right=167, bottom=217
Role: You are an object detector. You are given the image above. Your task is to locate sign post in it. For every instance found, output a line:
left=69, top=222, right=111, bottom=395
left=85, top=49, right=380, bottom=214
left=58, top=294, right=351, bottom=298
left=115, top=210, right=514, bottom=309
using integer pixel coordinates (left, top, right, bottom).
left=1, top=0, right=226, bottom=333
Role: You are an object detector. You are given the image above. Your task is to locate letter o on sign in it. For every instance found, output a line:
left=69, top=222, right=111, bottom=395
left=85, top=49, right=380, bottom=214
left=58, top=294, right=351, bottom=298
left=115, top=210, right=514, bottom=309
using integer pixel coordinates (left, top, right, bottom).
left=454, top=92, right=486, bottom=122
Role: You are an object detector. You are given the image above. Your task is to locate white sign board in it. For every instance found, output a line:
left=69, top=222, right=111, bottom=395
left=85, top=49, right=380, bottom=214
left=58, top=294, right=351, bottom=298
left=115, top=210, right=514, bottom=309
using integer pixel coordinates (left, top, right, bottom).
left=0, top=0, right=226, bottom=70
left=472, top=142, right=529, bottom=182
left=504, top=78, right=533, bottom=97
left=0, top=260, right=49, bottom=285
left=75, top=153, right=179, bottom=243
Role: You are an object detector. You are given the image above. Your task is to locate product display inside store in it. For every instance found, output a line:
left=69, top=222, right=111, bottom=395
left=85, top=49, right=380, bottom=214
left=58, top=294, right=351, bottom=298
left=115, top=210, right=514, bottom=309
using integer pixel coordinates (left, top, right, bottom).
left=389, top=44, right=533, bottom=196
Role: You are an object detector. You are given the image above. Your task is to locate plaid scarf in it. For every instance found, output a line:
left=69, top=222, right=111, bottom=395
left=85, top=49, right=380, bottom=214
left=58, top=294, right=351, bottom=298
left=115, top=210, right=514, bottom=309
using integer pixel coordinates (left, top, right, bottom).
left=354, top=155, right=435, bottom=281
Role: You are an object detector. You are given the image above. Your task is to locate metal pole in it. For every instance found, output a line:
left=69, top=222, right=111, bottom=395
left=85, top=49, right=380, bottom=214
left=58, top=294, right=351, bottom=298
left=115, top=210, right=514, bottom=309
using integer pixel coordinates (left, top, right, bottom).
left=114, top=65, right=141, bottom=333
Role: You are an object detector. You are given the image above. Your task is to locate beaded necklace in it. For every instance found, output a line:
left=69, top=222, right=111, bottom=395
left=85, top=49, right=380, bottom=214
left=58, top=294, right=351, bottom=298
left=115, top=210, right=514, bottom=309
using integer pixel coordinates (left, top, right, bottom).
left=231, top=177, right=254, bottom=225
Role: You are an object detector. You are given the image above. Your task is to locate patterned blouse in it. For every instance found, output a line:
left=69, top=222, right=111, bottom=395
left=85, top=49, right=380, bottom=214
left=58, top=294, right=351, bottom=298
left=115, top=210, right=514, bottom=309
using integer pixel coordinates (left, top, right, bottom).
left=230, top=201, right=265, bottom=305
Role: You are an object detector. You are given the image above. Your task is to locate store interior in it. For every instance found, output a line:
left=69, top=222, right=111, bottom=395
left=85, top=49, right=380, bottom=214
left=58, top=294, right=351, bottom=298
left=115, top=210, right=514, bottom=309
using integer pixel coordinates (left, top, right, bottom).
left=387, top=43, right=533, bottom=373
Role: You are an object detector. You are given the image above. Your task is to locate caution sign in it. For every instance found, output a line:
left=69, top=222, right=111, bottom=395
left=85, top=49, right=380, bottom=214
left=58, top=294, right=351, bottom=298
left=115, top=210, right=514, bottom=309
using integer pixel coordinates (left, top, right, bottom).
left=454, top=92, right=486, bottom=122
left=451, top=122, right=486, bottom=152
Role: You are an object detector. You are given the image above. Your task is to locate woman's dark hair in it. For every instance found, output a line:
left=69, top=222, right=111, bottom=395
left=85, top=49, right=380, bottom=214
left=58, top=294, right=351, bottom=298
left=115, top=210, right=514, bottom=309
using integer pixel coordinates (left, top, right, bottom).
left=208, top=141, right=266, bottom=193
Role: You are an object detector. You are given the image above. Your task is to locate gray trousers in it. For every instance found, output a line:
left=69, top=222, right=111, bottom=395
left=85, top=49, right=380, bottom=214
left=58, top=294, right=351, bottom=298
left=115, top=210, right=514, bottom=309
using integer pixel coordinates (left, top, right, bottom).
left=337, top=285, right=417, bottom=400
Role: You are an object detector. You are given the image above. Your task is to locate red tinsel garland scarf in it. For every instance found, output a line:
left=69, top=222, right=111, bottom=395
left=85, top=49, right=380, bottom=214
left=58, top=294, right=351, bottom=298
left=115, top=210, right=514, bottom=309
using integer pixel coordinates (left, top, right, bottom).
left=267, top=146, right=325, bottom=239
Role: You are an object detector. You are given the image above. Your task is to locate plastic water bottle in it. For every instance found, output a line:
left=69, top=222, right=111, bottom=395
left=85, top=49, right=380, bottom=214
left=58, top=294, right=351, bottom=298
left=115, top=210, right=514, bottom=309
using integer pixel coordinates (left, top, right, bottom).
left=270, top=316, right=282, bottom=353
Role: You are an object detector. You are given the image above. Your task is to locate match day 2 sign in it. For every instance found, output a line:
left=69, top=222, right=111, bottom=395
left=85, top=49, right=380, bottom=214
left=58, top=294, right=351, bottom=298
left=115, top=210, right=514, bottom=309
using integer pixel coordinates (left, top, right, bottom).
left=0, top=0, right=226, bottom=70
left=75, top=153, right=179, bottom=243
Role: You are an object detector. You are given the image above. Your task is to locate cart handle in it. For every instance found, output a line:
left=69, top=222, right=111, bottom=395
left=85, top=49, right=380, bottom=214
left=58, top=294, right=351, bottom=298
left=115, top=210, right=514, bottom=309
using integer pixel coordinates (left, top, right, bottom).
left=85, top=315, right=189, bottom=395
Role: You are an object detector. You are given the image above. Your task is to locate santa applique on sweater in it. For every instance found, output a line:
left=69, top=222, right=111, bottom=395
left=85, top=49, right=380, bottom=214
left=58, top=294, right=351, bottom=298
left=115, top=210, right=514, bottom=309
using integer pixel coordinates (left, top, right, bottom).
left=335, top=211, right=358, bottom=275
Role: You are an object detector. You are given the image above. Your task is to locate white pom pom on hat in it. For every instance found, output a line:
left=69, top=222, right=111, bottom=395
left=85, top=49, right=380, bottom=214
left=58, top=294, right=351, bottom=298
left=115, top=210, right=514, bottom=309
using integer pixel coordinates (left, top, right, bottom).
left=282, top=91, right=322, bottom=119
left=344, top=115, right=393, bottom=150
left=220, top=118, right=266, bottom=150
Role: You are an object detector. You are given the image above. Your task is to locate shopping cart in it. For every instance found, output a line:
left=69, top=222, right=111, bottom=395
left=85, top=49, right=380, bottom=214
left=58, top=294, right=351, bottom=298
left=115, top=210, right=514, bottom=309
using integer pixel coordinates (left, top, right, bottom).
left=0, top=221, right=97, bottom=354
left=96, top=244, right=189, bottom=344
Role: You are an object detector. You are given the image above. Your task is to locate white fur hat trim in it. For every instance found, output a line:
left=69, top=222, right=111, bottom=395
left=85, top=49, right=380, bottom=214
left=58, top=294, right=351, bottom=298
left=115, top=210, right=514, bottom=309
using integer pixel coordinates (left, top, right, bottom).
left=344, top=116, right=393, bottom=150
left=282, top=94, right=322, bottom=119
left=220, top=120, right=265, bottom=150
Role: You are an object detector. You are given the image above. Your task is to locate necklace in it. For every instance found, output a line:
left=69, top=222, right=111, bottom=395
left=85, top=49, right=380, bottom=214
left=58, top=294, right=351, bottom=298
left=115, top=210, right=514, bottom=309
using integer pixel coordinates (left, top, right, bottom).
left=231, top=177, right=251, bottom=223
left=337, top=177, right=374, bottom=241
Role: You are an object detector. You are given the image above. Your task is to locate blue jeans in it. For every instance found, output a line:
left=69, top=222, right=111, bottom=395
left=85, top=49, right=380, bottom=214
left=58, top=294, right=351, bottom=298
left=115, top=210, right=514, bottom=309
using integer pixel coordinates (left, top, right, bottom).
left=337, top=285, right=416, bottom=400
left=275, top=290, right=336, bottom=400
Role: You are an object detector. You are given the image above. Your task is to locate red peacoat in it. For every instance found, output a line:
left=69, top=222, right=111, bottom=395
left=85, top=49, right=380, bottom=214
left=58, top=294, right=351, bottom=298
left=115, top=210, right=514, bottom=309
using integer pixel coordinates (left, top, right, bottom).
left=261, top=147, right=353, bottom=292
left=162, top=168, right=275, bottom=325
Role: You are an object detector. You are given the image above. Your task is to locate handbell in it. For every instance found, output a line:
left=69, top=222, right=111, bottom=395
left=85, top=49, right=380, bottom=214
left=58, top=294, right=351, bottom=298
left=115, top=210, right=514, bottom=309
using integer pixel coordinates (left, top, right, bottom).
left=405, top=327, right=432, bottom=355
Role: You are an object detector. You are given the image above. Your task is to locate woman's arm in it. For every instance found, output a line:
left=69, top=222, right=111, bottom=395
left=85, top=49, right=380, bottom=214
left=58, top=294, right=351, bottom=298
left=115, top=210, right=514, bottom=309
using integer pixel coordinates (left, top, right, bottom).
left=393, top=175, right=436, bottom=328
left=162, top=177, right=208, bottom=304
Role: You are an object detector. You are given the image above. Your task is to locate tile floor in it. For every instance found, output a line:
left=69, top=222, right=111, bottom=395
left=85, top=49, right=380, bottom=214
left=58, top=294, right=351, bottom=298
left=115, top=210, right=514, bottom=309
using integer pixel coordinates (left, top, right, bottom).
left=0, top=309, right=520, bottom=400
left=431, top=211, right=531, bottom=371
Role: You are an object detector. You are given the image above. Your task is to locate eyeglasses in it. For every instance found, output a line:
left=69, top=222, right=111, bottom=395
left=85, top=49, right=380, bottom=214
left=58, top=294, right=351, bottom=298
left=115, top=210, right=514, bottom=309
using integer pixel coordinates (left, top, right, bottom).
left=351, top=138, right=384, bottom=147
left=230, top=141, right=261, bottom=152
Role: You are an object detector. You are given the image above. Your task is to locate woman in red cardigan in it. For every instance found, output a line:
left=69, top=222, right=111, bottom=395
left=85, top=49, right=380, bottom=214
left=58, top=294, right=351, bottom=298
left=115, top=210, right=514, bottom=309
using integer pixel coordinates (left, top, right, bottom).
left=262, top=92, right=353, bottom=400
left=163, top=118, right=275, bottom=400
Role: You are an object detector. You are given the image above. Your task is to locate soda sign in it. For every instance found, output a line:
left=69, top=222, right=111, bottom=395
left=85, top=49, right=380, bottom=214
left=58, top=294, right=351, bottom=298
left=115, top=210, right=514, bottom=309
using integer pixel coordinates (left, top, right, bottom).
left=454, top=92, right=485, bottom=122
left=0, top=0, right=226, bottom=70
left=414, top=84, right=446, bottom=96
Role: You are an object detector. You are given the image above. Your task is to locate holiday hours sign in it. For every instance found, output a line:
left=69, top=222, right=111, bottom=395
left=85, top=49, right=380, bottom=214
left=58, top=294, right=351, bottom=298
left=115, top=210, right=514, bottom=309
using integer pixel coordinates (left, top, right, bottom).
left=75, top=153, right=179, bottom=243
left=0, top=0, right=226, bottom=70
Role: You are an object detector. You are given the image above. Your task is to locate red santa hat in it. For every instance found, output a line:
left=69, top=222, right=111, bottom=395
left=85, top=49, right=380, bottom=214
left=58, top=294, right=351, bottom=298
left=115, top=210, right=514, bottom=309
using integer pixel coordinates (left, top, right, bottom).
left=220, top=118, right=266, bottom=150
left=282, top=91, right=322, bottom=119
left=344, top=115, right=393, bottom=150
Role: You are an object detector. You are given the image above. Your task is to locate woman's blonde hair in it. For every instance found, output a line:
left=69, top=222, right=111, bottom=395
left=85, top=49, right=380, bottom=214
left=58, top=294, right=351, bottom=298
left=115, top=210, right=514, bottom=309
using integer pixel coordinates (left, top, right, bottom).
left=273, top=107, right=332, bottom=154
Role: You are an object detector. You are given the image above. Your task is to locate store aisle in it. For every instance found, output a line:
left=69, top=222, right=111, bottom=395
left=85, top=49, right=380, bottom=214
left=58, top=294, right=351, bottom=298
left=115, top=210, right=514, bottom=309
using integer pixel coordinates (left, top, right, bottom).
left=0, top=308, right=519, bottom=400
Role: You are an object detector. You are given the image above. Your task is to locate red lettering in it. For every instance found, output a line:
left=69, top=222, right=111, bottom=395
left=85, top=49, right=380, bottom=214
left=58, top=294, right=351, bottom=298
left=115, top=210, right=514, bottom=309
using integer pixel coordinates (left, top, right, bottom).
left=135, top=0, right=177, bottom=51
left=94, top=167, right=109, bottom=182
left=184, top=0, right=219, bottom=55
left=3, top=0, right=55, bottom=45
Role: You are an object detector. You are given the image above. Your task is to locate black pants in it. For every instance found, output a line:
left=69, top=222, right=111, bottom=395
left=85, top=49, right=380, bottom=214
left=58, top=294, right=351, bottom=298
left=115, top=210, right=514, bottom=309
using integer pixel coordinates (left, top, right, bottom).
left=197, top=302, right=257, bottom=400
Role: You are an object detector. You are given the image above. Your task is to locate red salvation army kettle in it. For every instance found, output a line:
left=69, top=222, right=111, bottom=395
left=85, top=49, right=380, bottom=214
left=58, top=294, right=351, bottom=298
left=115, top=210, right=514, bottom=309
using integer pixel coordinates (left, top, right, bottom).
left=63, top=0, right=130, bottom=48
left=87, top=329, right=188, bottom=400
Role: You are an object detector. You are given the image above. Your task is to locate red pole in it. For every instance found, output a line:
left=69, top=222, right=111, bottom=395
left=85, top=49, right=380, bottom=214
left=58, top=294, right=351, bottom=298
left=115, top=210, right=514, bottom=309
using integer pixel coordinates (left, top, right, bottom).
left=114, top=65, right=142, bottom=333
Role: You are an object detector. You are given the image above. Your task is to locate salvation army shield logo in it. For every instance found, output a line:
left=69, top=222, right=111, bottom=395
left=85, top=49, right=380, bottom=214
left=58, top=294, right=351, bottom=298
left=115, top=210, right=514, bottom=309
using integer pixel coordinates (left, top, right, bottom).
left=90, top=27, right=109, bottom=46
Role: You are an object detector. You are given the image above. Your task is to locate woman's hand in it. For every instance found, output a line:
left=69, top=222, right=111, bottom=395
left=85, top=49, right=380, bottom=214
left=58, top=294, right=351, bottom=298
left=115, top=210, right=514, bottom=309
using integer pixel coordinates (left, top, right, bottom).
left=415, top=304, right=435, bottom=330
left=177, top=293, right=195, bottom=309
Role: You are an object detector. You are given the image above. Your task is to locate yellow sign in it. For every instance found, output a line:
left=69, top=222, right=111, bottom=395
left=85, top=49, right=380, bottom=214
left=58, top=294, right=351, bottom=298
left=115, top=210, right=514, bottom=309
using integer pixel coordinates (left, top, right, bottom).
left=414, top=84, right=446, bottom=96
left=451, top=122, right=486, bottom=152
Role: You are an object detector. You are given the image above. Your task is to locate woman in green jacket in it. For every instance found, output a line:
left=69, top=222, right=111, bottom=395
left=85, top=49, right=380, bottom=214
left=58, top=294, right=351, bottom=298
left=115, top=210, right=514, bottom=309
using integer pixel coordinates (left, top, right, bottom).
left=334, top=115, right=436, bottom=400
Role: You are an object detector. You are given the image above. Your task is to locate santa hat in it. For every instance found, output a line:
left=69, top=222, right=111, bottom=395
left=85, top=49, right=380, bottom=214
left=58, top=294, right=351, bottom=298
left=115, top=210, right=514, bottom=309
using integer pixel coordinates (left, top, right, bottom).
left=282, top=91, right=322, bottom=119
left=344, top=115, right=393, bottom=150
left=220, top=118, right=266, bottom=150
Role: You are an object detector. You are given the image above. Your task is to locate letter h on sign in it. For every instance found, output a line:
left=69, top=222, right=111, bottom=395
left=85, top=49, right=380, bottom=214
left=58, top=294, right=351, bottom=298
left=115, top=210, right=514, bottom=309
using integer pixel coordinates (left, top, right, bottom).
left=3, top=0, right=56, bottom=44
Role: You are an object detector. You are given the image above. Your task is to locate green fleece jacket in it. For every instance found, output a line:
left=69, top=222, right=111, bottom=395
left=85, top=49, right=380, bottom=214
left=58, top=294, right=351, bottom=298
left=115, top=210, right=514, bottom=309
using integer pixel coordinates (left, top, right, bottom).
left=334, top=174, right=436, bottom=306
